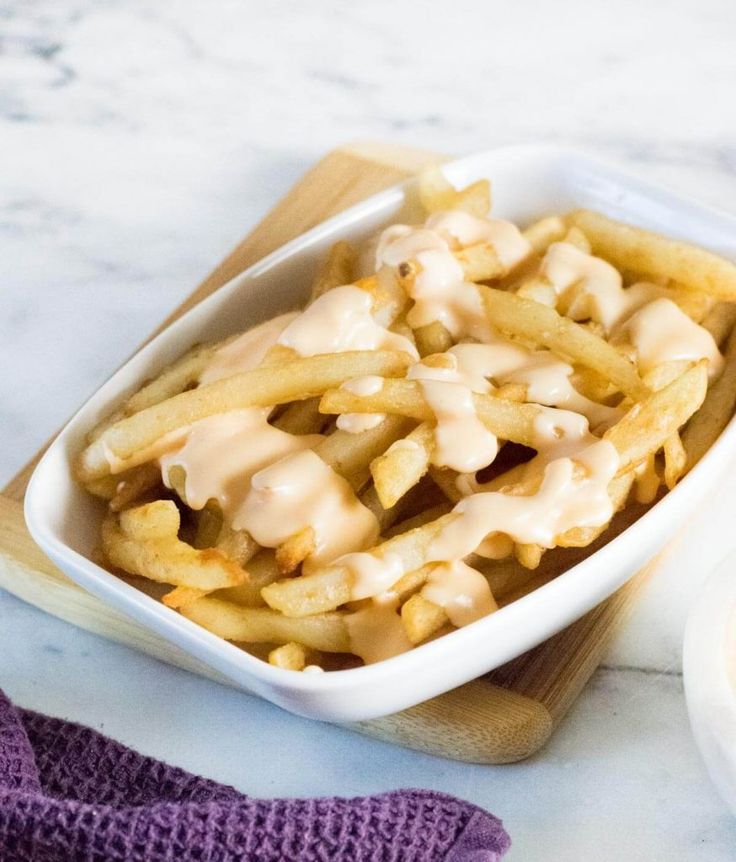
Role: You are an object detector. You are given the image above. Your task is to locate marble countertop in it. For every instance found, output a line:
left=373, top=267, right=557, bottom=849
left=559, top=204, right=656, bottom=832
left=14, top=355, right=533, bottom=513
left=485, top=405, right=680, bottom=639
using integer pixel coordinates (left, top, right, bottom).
left=3, top=0, right=736, bottom=857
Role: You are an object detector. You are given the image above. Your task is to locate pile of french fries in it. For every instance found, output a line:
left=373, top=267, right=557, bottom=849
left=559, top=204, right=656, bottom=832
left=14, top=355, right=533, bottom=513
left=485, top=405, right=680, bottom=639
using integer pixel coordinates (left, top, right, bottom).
left=75, top=167, right=736, bottom=672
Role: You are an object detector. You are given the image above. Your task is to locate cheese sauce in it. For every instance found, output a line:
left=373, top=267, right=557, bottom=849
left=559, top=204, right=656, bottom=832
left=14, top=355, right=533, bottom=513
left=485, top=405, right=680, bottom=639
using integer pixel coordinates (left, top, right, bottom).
left=421, top=560, right=497, bottom=627
left=618, top=298, right=724, bottom=379
left=233, top=449, right=380, bottom=568
left=159, top=409, right=323, bottom=512
left=277, top=284, right=418, bottom=358
left=199, top=312, right=299, bottom=384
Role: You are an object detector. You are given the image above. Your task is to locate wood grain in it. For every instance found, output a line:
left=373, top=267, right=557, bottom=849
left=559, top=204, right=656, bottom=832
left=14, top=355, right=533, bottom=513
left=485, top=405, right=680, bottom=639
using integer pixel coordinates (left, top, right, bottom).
left=0, top=142, right=653, bottom=764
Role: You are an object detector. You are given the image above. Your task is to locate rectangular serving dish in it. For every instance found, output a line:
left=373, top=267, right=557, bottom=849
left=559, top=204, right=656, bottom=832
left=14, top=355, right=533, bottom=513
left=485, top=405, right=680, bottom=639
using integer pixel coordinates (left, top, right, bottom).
left=25, top=145, right=736, bottom=722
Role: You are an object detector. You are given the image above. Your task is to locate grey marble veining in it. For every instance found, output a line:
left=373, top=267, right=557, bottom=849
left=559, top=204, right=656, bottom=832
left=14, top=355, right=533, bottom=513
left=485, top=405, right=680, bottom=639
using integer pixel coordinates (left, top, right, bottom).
left=2, top=1, right=736, bottom=857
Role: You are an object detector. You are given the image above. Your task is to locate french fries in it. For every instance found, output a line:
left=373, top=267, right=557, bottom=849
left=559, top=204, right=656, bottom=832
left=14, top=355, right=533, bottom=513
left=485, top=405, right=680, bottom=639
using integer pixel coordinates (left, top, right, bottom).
left=181, top=598, right=350, bottom=652
left=568, top=210, right=736, bottom=299
left=103, top=501, right=246, bottom=591
left=683, top=325, right=736, bottom=470
left=478, top=285, right=649, bottom=400
left=78, top=168, right=736, bottom=671
left=78, top=350, right=413, bottom=482
left=418, top=167, right=491, bottom=217
left=309, top=241, right=356, bottom=302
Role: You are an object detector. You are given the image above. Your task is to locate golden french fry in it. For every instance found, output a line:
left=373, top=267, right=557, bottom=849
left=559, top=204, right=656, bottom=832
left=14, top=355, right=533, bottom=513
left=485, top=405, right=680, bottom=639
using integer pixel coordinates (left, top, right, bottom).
left=119, top=500, right=179, bottom=541
left=514, top=543, right=544, bottom=570
left=214, top=550, right=281, bottom=607
left=268, top=641, right=309, bottom=670
left=162, top=587, right=207, bottom=609
left=701, top=302, right=736, bottom=346
left=663, top=433, right=687, bottom=490
left=192, top=502, right=223, bottom=549
left=272, top=398, right=326, bottom=435
left=563, top=226, right=591, bottom=253
left=78, top=350, right=414, bottom=482
left=683, top=326, right=736, bottom=470
left=103, top=503, right=245, bottom=591
left=262, top=514, right=453, bottom=618
left=401, top=593, right=449, bottom=644
left=568, top=210, right=736, bottom=299
left=522, top=216, right=567, bottom=254
left=275, top=526, right=316, bottom=575
left=215, top=523, right=259, bottom=567
left=455, top=243, right=506, bottom=281
left=321, top=378, right=543, bottom=448
left=418, top=167, right=491, bottom=217
left=370, top=423, right=434, bottom=509
left=315, top=414, right=413, bottom=491
left=605, top=362, right=707, bottom=474
left=414, top=321, right=454, bottom=358
left=84, top=475, right=121, bottom=500
left=478, top=285, right=649, bottom=400
left=309, top=241, right=356, bottom=302
left=270, top=365, right=707, bottom=617
left=108, top=463, right=162, bottom=512
left=180, top=598, right=351, bottom=652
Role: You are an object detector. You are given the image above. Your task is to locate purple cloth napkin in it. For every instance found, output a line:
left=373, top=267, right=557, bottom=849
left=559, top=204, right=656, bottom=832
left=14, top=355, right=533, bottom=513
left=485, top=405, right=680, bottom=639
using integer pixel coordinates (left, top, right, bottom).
left=0, top=689, right=510, bottom=861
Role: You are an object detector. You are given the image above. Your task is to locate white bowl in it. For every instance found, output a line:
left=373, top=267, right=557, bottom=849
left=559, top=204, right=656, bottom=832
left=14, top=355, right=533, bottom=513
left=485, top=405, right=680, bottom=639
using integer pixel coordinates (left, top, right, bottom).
left=25, top=145, right=736, bottom=722
left=684, top=552, right=736, bottom=816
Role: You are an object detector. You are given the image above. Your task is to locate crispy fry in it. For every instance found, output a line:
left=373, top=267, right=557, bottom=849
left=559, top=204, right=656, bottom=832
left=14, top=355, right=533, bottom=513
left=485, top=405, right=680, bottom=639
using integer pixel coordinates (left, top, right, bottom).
left=268, top=642, right=309, bottom=671
left=370, top=423, right=434, bottom=509
left=701, top=302, right=736, bottom=346
left=162, top=587, right=207, bottom=609
left=103, top=502, right=246, bottom=590
left=108, top=463, right=162, bottom=512
left=414, top=321, right=454, bottom=358
left=275, top=526, right=316, bottom=575
left=180, top=598, right=350, bottom=652
left=563, top=226, right=591, bottom=253
left=514, top=543, right=544, bottom=570
left=315, top=414, right=413, bottom=491
left=663, top=433, right=687, bottom=490
left=262, top=515, right=453, bottom=617
left=192, top=502, right=223, bottom=549
left=568, top=209, right=736, bottom=299
left=272, top=398, right=326, bottom=434
left=418, top=167, right=491, bottom=217
left=401, top=593, right=449, bottom=644
left=683, top=326, right=736, bottom=470
left=309, top=241, right=356, bottom=302
left=522, top=216, right=567, bottom=255
left=78, top=350, right=414, bottom=481
left=605, top=362, right=707, bottom=474
left=321, top=378, right=544, bottom=448
left=478, top=285, right=649, bottom=400
left=215, top=523, right=259, bottom=567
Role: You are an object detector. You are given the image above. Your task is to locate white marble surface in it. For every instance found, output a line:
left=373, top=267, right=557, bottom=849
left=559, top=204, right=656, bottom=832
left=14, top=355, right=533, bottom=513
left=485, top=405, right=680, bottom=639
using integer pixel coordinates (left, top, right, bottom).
left=3, top=0, right=736, bottom=858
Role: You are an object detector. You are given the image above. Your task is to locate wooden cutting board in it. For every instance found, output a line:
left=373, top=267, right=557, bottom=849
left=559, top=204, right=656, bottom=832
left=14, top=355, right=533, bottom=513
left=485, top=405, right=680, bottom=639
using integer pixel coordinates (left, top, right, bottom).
left=0, top=142, right=658, bottom=764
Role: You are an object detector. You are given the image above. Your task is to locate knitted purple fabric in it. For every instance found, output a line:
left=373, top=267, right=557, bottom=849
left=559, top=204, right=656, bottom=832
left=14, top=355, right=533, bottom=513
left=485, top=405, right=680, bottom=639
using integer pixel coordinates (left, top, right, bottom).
left=0, top=689, right=510, bottom=861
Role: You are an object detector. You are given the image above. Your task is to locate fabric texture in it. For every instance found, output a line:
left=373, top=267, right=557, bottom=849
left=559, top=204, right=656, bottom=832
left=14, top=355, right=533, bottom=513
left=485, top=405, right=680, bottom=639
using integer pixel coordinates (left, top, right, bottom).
left=0, top=689, right=510, bottom=861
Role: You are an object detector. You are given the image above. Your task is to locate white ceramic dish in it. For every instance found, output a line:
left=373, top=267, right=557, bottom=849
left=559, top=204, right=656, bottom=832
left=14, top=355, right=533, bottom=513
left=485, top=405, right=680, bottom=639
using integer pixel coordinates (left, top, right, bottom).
left=25, top=145, right=736, bottom=723
left=684, top=551, right=736, bottom=817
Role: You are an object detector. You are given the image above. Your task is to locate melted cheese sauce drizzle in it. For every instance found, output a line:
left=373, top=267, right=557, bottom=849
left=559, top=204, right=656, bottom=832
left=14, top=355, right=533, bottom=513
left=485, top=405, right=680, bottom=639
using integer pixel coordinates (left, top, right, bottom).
left=336, top=375, right=386, bottom=434
left=375, top=221, right=495, bottom=340
left=426, top=210, right=531, bottom=268
left=233, top=449, right=379, bottom=568
left=159, top=409, right=322, bottom=513
left=540, top=242, right=724, bottom=376
left=277, top=284, right=417, bottom=358
left=345, top=595, right=413, bottom=664
left=617, top=298, right=724, bottom=379
left=199, top=312, right=298, bottom=384
left=421, top=560, right=498, bottom=627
